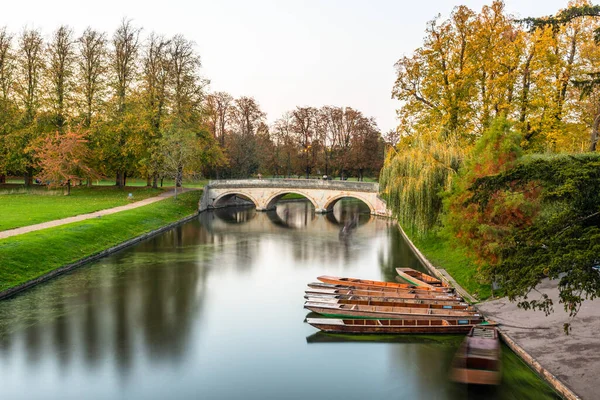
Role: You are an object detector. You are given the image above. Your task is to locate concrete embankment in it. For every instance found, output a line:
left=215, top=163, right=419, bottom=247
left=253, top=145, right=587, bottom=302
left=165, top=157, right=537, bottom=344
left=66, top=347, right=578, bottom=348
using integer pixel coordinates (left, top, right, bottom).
left=479, top=280, right=599, bottom=400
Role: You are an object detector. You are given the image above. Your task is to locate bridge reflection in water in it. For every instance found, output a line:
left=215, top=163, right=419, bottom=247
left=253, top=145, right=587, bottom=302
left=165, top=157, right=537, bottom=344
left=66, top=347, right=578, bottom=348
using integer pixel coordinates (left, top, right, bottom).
left=0, top=201, right=558, bottom=400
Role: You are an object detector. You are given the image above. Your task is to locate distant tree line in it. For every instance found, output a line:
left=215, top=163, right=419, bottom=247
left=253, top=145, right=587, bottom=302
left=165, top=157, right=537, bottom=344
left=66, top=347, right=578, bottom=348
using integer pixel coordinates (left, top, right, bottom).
left=205, top=93, right=385, bottom=180
left=0, top=21, right=385, bottom=188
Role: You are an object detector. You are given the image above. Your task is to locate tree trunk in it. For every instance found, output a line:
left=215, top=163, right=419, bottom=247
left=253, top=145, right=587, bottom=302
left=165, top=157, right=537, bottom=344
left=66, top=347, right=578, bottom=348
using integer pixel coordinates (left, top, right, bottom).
left=146, top=175, right=151, bottom=187
left=115, top=172, right=120, bottom=186
left=24, top=170, right=33, bottom=187
left=152, top=173, right=158, bottom=189
left=591, top=113, right=600, bottom=152
left=0, top=174, right=5, bottom=184
left=67, top=179, right=71, bottom=195
left=160, top=177, right=164, bottom=187
left=176, top=164, right=183, bottom=187
left=86, top=178, right=92, bottom=187
left=115, top=171, right=125, bottom=188
left=123, top=172, right=127, bottom=187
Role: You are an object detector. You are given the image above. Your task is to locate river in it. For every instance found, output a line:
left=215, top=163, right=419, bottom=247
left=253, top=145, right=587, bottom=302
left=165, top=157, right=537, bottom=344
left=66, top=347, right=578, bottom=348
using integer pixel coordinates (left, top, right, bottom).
left=0, top=200, right=558, bottom=399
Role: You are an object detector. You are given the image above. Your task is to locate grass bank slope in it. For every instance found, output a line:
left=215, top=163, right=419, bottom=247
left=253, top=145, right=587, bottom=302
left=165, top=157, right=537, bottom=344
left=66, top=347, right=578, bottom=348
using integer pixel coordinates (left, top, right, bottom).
left=0, top=186, right=165, bottom=232
left=403, top=228, right=492, bottom=301
left=0, top=191, right=201, bottom=293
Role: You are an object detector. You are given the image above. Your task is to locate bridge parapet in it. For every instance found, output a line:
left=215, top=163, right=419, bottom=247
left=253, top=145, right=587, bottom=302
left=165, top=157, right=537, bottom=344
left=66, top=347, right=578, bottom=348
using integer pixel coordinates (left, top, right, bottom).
left=206, top=179, right=379, bottom=192
left=199, top=179, right=389, bottom=216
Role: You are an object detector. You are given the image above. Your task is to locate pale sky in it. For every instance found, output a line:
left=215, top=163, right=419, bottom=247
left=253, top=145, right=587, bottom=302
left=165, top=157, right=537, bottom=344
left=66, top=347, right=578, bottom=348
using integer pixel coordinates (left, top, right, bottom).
left=2, top=0, right=571, bottom=132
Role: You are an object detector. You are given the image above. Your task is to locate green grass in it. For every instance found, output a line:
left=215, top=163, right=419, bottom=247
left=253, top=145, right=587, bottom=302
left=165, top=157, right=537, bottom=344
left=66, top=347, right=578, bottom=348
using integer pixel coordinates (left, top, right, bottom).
left=279, top=193, right=308, bottom=200
left=5, top=177, right=209, bottom=188
left=0, top=186, right=168, bottom=232
left=94, top=178, right=208, bottom=188
left=0, top=190, right=202, bottom=292
left=403, top=227, right=492, bottom=301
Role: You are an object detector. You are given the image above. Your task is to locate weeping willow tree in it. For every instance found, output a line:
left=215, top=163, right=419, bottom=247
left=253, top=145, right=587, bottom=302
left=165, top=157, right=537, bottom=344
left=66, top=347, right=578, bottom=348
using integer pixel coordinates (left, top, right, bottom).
left=380, top=133, right=466, bottom=234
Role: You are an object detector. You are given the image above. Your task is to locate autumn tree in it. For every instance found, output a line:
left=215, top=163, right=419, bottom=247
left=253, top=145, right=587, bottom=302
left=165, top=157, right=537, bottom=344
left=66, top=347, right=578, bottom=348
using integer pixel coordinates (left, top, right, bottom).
left=226, top=96, right=266, bottom=178
left=444, top=118, right=538, bottom=269
left=160, top=122, right=224, bottom=194
left=291, top=107, right=317, bottom=179
left=272, top=111, right=296, bottom=178
left=319, top=106, right=340, bottom=177
left=108, top=19, right=141, bottom=187
left=205, top=91, right=233, bottom=147
left=11, top=28, right=45, bottom=185
left=350, top=116, right=383, bottom=180
left=35, top=130, right=100, bottom=194
left=169, top=34, right=204, bottom=123
left=0, top=27, right=15, bottom=184
left=141, top=33, right=172, bottom=187
left=382, top=0, right=600, bottom=233
left=77, top=27, right=107, bottom=128
left=46, top=25, right=76, bottom=130
left=523, top=2, right=600, bottom=150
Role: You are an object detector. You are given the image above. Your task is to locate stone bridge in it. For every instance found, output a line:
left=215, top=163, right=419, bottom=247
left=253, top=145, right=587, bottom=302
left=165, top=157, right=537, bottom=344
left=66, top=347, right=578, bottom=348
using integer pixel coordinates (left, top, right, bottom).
left=199, top=179, right=389, bottom=216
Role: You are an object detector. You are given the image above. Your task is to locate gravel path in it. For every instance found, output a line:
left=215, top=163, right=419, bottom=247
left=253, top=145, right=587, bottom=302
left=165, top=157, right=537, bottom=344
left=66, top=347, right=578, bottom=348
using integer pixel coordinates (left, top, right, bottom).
left=0, top=188, right=197, bottom=240
left=478, top=279, right=600, bottom=400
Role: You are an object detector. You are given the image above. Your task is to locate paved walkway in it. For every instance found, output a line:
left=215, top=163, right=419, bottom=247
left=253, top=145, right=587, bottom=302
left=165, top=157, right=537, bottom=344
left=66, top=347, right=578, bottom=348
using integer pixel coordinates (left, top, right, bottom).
left=479, top=279, right=600, bottom=400
left=0, top=188, right=197, bottom=240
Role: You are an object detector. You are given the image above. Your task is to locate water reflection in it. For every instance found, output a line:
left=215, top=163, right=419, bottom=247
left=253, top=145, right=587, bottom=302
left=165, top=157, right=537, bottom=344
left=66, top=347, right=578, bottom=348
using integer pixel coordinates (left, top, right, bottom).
left=267, top=201, right=316, bottom=229
left=0, top=224, right=208, bottom=375
left=0, top=201, right=558, bottom=400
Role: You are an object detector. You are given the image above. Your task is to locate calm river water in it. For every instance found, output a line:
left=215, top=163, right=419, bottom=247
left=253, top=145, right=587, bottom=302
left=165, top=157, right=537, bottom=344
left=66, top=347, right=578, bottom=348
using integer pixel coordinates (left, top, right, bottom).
left=0, top=200, right=558, bottom=399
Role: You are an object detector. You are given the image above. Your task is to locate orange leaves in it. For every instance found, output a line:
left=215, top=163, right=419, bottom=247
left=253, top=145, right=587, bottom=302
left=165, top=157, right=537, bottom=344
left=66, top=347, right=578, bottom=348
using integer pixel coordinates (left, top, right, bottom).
left=443, top=118, right=542, bottom=267
left=35, top=129, right=100, bottom=189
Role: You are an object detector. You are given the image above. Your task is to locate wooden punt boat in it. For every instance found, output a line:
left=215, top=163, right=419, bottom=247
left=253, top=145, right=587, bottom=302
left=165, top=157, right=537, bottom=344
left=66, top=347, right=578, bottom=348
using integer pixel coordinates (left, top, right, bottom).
left=395, top=267, right=449, bottom=289
left=304, top=300, right=482, bottom=321
left=303, top=295, right=472, bottom=310
left=306, top=284, right=462, bottom=301
left=307, top=318, right=485, bottom=334
left=317, top=276, right=453, bottom=293
left=450, top=325, right=501, bottom=385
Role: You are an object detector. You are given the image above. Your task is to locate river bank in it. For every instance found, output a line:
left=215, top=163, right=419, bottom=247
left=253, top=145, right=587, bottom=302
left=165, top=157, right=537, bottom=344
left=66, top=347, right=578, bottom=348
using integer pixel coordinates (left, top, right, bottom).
left=398, top=224, right=583, bottom=399
left=0, top=190, right=202, bottom=299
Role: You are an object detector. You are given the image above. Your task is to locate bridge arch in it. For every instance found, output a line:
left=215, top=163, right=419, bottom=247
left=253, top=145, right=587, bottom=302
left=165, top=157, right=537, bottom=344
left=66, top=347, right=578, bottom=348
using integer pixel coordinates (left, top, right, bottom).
left=213, top=191, right=260, bottom=209
left=264, top=190, right=318, bottom=210
left=323, top=194, right=375, bottom=214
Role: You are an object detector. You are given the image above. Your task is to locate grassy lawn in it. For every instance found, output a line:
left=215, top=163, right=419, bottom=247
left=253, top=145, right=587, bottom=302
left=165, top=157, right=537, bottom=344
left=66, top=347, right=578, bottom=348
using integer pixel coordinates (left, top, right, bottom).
left=0, top=186, right=166, bottom=232
left=5, top=177, right=208, bottom=188
left=94, top=178, right=208, bottom=188
left=0, top=190, right=201, bottom=293
left=403, top=227, right=493, bottom=301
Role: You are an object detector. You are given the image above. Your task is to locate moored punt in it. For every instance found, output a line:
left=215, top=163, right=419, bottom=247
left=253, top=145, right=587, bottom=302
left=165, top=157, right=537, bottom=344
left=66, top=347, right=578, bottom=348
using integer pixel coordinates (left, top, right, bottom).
left=307, top=318, right=484, bottom=334
left=303, top=295, right=472, bottom=310
left=304, top=301, right=482, bottom=321
left=395, top=267, right=448, bottom=288
left=450, top=325, right=501, bottom=385
left=306, top=284, right=462, bottom=301
left=316, top=275, right=453, bottom=293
